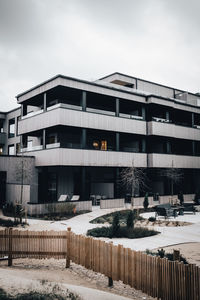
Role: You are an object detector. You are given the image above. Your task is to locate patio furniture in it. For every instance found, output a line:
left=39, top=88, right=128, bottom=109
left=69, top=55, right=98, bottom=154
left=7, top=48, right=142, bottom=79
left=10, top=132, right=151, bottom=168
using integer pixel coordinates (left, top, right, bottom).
left=71, top=195, right=80, bottom=201
left=154, top=203, right=178, bottom=219
left=58, top=195, right=69, bottom=202
left=183, top=203, right=196, bottom=214
left=96, top=195, right=101, bottom=205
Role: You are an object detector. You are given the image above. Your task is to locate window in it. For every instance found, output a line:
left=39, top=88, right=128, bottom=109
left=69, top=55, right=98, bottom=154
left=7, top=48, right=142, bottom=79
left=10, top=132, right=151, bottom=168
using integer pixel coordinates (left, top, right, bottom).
left=8, top=145, right=15, bottom=155
left=0, top=120, right=4, bottom=133
left=16, top=116, right=20, bottom=136
left=16, top=143, right=21, bottom=154
left=0, top=147, right=3, bottom=155
left=47, top=173, right=57, bottom=202
left=8, top=119, right=15, bottom=138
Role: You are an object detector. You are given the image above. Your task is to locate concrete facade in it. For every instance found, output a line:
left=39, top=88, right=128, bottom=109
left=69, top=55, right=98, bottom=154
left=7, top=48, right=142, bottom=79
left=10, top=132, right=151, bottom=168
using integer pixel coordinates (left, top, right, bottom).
left=1, top=72, right=200, bottom=208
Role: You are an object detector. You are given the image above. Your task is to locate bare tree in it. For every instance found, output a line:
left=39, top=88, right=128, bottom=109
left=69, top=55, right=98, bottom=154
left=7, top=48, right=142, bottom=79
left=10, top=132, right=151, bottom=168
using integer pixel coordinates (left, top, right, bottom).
left=120, top=161, right=147, bottom=198
left=15, top=155, right=32, bottom=205
left=161, top=160, right=183, bottom=197
left=14, top=155, right=33, bottom=222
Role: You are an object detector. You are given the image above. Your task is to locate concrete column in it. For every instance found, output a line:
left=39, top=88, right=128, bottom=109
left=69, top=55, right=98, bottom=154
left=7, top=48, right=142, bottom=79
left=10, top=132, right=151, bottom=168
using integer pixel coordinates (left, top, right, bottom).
left=166, top=141, right=171, bottom=154
left=21, top=104, right=27, bottom=117
left=166, top=111, right=170, bottom=121
left=82, top=128, right=87, bottom=149
left=142, top=106, right=146, bottom=120
left=115, top=98, right=119, bottom=117
left=81, top=167, right=86, bottom=201
left=192, top=113, right=194, bottom=127
left=192, top=141, right=195, bottom=156
left=141, top=138, right=146, bottom=153
left=114, top=167, right=120, bottom=198
left=14, top=117, right=17, bottom=137
left=82, top=91, right=87, bottom=111
left=116, top=132, right=119, bottom=151
left=43, top=93, right=47, bottom=112
left=43, top=129, right=46, bottom=149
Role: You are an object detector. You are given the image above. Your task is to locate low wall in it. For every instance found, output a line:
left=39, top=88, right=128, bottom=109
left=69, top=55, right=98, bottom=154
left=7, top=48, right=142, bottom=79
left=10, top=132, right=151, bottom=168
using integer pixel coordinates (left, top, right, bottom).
left=100, top=198, right=125, bottom=209
left=132, top=194, right=195, bottom=207
left=27, top=201, right=92, bottom=216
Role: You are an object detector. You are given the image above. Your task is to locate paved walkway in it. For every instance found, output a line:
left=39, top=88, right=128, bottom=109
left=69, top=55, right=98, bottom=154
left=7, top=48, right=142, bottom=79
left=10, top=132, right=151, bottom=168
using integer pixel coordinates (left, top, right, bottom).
left=1, top=206, right=200, bottom=251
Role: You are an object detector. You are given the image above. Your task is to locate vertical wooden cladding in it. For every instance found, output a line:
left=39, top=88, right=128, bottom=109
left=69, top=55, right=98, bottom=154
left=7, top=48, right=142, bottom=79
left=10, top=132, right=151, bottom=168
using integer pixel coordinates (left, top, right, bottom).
left=0, top=228, right=200, bottom=300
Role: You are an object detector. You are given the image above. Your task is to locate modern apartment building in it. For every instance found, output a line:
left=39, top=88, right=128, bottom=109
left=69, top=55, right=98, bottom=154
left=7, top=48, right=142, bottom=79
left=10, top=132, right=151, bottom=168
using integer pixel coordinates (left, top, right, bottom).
left=1, top=72, right=200, bottom=207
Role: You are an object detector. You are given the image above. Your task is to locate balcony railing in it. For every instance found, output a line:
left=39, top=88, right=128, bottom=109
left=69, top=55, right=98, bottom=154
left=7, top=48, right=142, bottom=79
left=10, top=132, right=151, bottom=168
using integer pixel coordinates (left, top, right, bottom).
left=21, top=109, right=44, bottom=120
left=152, top=117, right=170, bottom=123
left=20, top=145, right=43, bottom=152
left=86, top=107, right=115, bottom=116
left=119, top=113, right=144, bottom=120
left=46, top=142, right=61, bottom=149
left=47, top=103, right=82, bottom=111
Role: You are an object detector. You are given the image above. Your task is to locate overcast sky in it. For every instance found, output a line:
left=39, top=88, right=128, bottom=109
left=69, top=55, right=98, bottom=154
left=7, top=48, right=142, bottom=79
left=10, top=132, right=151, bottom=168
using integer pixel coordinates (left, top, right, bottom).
left=0, top=0, right=200, bottom=111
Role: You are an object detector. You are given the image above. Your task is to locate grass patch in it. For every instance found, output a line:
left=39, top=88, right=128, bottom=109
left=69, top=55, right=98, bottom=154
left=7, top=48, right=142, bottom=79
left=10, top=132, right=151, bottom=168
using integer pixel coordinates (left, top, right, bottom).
left=87, top=225, right=159, bottom=239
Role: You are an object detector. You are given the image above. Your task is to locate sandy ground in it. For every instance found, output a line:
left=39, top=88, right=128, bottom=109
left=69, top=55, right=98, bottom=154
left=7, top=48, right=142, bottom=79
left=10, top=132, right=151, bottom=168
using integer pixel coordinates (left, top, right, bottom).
left=156, top=242, right=200, bottom=267
left=0, top=258, right=155, bottom=300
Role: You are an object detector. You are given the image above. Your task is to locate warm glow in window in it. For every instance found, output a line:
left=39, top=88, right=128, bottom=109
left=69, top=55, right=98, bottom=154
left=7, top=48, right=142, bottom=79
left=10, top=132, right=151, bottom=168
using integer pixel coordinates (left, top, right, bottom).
left=101, top=140, right=107, bottom=151
left=93, top=141, right=99, bottom=149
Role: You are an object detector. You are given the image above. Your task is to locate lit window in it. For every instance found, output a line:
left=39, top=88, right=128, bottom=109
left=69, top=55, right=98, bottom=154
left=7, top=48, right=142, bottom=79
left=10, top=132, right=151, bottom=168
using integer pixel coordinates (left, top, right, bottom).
left=101, top=140, right=107, bottom=151
left=8, top=145, right=14, bottom=155
left=8, top=119, right=15, bottom=138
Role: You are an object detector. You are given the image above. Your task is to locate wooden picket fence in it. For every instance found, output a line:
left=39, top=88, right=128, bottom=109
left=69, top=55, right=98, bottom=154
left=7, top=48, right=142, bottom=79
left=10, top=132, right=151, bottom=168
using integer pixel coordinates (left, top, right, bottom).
left=0, top=228, right=199, bottom=300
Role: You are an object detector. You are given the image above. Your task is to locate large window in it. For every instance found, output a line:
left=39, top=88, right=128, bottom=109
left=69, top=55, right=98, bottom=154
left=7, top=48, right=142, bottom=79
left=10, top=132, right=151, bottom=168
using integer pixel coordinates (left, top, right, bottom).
left=8, top=144, right=15, bottom=155
left=8, top=118, right=15, bottom=138
left=47, top=172, right=57, bottom=202
left=0, top=120, right=4, bottom=133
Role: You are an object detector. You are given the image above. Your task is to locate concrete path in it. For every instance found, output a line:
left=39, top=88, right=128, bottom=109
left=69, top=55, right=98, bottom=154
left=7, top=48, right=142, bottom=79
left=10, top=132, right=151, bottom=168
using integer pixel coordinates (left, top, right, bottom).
left=1, top=206, right=200, bottom=251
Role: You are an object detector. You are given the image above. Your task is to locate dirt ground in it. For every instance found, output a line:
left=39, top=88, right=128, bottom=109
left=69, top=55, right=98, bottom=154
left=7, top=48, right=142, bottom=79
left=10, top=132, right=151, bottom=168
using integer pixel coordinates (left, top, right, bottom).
left=0, top=258, right=155, bottom=300
left=158, top=242, right=200, bottom=267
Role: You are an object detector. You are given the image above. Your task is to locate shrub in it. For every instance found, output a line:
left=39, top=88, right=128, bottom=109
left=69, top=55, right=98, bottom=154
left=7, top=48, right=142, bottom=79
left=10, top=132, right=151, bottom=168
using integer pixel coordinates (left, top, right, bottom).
left=87, top=226, right=112, bottom=238
left=148, top=216, right=156, bottom=222
left=0, top=218, right=27, bottom=228
left=112, top=213, right=120, bottom=236
left=126, top=210, right=134, bottom=228
left=143, top=193, right=149, bottom=210
left=87, top=225, right=159, bottom=239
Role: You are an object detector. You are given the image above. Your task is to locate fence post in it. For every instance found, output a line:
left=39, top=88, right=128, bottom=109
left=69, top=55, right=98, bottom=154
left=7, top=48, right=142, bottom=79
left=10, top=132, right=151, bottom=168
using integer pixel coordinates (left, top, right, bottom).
left=8, top=228, right=13, bottom=266
left=66, top=227, right=71, bottom=268
left=108, top=242, right=113, bottom=287
left=173, top=249, right=180, bottom=261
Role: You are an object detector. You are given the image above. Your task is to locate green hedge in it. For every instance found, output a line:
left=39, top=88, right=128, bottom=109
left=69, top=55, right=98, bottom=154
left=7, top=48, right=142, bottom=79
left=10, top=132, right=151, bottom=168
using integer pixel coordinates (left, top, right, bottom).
left=87, top=225, right=159, bottom=239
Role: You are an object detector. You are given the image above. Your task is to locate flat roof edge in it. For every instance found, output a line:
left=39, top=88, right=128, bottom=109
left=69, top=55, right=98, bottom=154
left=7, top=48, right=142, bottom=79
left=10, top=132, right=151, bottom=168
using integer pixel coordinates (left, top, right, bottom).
left=99, top=72, right=199, bottom=97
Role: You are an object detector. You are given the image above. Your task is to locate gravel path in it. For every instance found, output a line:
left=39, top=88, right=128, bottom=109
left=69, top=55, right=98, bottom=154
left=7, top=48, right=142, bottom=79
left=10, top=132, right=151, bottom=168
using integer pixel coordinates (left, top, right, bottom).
left=0, top=258, right=155, bottom=300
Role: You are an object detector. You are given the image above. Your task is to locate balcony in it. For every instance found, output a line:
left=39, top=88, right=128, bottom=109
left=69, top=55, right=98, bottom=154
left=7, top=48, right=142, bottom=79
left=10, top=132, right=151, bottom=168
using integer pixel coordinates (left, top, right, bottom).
left=148, top=153, right=200, bottom=169
left=148, top=121, right=200, bottom=141
left=21, top=148, right=147, bottom=168
left=18, top=105, right=146, bottom=136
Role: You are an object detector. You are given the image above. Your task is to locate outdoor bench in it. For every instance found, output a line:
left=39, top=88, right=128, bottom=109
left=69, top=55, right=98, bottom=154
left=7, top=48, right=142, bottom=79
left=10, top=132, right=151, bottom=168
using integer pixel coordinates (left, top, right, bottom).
left=154, top=203, right=177, bottom=219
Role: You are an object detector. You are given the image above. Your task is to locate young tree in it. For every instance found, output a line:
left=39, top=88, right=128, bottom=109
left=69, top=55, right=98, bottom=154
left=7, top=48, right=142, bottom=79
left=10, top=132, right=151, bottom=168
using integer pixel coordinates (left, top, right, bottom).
left=112, top=213, right=120, bottom=237
left=120, top=161, right=147, bottom=198
left=143, top=192, right=149, bottom=210
left=126, top=210, right=135, bottom=228
left=13, top=155, right=33, bottom=223
left=161, top=161, right=183, bottom=197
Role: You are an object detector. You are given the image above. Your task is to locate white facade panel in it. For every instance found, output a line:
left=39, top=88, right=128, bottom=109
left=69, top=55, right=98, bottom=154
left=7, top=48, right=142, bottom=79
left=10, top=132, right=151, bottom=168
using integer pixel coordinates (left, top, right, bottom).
left=25, top=148, right=147, bottom=168
left=148, top=121, right=200, bottom=141
left=18, top=107, right=146, bottom=135
left=148, top=153, right=200, bottom=168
